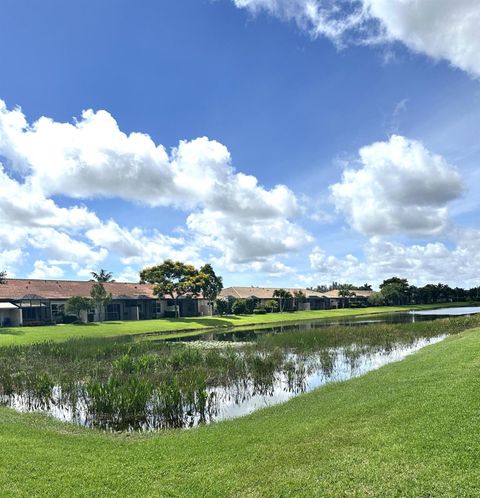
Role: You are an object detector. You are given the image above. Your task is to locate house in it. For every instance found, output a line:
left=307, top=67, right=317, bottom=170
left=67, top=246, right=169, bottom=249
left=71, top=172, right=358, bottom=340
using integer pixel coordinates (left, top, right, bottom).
left=219, top=287, right=329, bottom=311
left=321, top=289, right=374, bottom=308
left=0, top=279, right=211, bottom=325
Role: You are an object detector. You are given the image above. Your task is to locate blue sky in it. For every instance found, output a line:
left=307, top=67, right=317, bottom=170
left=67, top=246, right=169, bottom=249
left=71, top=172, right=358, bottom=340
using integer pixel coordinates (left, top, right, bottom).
left=1, top=0, right=480, bottom=288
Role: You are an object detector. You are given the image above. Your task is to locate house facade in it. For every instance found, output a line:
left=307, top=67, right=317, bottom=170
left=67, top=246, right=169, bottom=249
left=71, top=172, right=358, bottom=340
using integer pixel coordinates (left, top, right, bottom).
left=219, top=287, right=329, bottom=311
left=0, top=279, right=211, bottom=326
left=219, top=287, right=373, bottom=310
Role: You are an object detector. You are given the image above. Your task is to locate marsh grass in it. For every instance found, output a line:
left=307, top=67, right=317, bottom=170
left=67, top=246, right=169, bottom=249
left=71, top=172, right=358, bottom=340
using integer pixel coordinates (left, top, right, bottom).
left=1, top=314, right=477, bottom=431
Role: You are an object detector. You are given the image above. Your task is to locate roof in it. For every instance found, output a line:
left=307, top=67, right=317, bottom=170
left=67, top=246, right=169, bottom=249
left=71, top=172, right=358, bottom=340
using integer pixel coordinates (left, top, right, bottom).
left=321, top=289, right=374, bottom=298
left=0, top=302, right=20, bottom=310
left=219, top=287, right=328, bottom=300
left=0, top=279, right=157, bottom=301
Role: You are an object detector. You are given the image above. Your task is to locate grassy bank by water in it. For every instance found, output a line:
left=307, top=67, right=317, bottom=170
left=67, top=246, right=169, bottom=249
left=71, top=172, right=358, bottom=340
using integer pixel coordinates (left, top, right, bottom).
left=1, top=323, right=480, bottom=496
left=0, top=303, right=471, bottom=346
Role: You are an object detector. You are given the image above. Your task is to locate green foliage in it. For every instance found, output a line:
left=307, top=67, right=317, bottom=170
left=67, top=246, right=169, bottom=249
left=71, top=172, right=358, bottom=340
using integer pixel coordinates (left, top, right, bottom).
left=215, top=299, right=229, bottom=316
left=245, top=297, right=258, bottom=314
left=231, top=299, right=247, bottom=315
left=273, top=289, right=293, bottom=312
left=64, top=296, right=92, bottom=320
left=253, top=308, right=267, bottom=314
left=368, top=291, right=386, bottom=307
left=91, top=269, right=114, bottom=282
left=140, top=260, right=223, bottom=318
left=90, top=283, right=112, bottom=322
left=264, top=299, right=279, bottom=312
left=3, top=317, right=480, bottom=496
left=198, top=264, right=223, bottom=303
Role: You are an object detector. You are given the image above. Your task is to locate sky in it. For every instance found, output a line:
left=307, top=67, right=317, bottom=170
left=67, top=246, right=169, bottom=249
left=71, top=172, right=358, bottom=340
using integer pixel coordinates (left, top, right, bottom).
left=0, top=0, right=480, bottom=289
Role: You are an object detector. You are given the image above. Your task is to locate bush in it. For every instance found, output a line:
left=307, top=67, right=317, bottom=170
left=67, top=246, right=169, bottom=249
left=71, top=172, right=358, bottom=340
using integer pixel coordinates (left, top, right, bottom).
left=253, top=308, right=267, bottom=315
left=216, top=299, right=229, bottom=316
left=245, top=298, right=258, bottom=314
left=350, top=302, right=367, bottom=308
left=163, top=310, right=177, bottom=318
left=62, top=315, right=78, bottom=324
left=232, top=299, right=247, bottom=315
left=264, top=299, right=279, bottom=313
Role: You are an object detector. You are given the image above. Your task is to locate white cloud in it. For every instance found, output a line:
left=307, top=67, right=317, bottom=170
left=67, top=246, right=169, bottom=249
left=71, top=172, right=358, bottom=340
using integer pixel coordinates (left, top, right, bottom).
left=0, top=99, right=308, bottom=271
left=28, top=228, right=107, bottom=267
left=187, top=209, right=312, bottom=266
left=29, top=260, right=65, bottom=279
left=233, top=0, right=480, bottom=77
left=308, top=231, right=480, bottom=288
left=86, top=220, right=200, bottom=267
left=0, top=249, right=24, bottom=275
left=309, top=247, right=360, bottom=280
left=365, top=0, right=480, bottom=77
left=330, top=135, right=464, bottom=236
left=0, top=165, right=99, bottom=230
left=0, top=102, right=298, bottom=219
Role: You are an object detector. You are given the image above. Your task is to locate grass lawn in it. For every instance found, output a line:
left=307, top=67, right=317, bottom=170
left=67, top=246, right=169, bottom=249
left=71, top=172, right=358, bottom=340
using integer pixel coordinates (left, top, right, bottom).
left=0, top=303, right=472, bottom=346
left=1, top=324, right=480, bottom=496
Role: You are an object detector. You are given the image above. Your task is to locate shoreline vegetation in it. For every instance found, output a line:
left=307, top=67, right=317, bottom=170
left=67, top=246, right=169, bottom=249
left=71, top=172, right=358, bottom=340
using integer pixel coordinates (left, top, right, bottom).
left=0, top=302, right=477, bottom=346
left=3, top=315, right=475, bottom=432
left=1, top=319, right=480, bottom=495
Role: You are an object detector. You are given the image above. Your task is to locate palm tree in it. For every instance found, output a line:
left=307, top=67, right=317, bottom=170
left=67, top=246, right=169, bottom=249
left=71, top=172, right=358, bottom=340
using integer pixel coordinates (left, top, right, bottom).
left=272, top=289, right=292, bottom=312
left=91, top=269, right=115, bottom=283
left=337, top=284, right=356, bottom=308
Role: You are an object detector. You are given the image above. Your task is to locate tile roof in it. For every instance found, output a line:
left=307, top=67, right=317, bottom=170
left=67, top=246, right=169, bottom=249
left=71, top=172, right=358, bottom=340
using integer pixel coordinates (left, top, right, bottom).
left=0, top=279, right=157, bottom=301
left=321, top=289, right=374, bottom=298
left=219, top=287, right=328, bottom=300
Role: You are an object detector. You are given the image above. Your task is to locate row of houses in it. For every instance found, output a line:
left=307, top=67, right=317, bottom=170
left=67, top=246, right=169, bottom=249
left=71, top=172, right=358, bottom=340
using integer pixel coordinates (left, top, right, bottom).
left=0, top=279, right=373, bottom=326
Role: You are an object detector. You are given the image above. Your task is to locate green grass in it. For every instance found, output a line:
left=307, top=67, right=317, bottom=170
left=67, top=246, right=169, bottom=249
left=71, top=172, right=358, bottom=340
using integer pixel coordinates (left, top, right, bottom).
left=0, top=303, right=472, bottom=346
left=1, top=324, right=480, bottom=496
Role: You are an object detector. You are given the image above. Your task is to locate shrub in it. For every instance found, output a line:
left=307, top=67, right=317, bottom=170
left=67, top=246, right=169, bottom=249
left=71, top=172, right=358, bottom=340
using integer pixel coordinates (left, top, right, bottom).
left=264, top=299, right=279, bottom=313
left=232, top=299, right=247, bottom=315
left=215, top=299, right=229, bottom=316
left=253, top=308, right=267, bottom=314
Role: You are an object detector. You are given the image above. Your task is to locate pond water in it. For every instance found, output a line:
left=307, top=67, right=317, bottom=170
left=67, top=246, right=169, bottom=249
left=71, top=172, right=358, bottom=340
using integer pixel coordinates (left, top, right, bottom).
left=410, top=306, right=480, bottom=316
left=1, top=308, right=478, bottom=432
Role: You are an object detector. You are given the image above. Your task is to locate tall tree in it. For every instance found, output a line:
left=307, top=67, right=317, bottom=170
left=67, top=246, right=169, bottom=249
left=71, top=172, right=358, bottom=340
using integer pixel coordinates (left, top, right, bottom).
left=65, top=296, right=92, bottom=321
left=140, top=260, right=199, bottom=318
left=198, top=264, right=223, bottom=315
left=273, top=289, right=292, bottom=312
left=380, top=277, right=410, bottom=305
left=337, top=284, right=356, bottom=308
left=358, top=283, right=373, bottom=291
left=90, top=282, right=112, bottom=322
left=293, top=290, right=306, bottom=310
left=91, top=269, right=115, bottom=283
left=0, top=270, right=6, bottom=285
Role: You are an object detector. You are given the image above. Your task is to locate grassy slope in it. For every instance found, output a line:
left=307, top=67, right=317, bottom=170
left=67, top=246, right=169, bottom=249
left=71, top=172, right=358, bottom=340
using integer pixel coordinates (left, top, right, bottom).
left=1, top=326, right=480, bottom=496
left=0, top=303, right=469, bottom=346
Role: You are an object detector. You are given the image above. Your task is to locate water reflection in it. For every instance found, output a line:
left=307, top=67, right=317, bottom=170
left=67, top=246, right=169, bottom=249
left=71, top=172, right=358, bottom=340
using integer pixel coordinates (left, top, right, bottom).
left=1, top=334, right=445, bottom=431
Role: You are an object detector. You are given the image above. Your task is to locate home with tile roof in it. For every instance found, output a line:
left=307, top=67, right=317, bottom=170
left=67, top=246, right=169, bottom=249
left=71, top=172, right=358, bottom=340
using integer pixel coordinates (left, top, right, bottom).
left=0, top=279, right=211, bottom=326
left=219, top=287, right=373, bottom=311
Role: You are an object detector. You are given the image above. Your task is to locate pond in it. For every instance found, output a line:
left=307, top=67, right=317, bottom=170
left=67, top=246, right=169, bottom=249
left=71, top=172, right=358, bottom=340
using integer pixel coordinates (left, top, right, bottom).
left=1, top=310, right=479, bottom=432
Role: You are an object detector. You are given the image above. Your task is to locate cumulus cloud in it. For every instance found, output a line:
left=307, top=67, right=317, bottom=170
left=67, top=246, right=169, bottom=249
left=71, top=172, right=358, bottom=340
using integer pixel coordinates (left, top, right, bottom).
left=308, top=232, right=480, bottom=288
left=309, top=247, right=360, bottom=279
left=28, top=228, right=107, bottom=267
left=29, top=260, right=65, bottom=279
left=0, top=99, right=309, bottom=274
left=187, top=209, right=313, bottom=265
left=86, top=221, right=200, bottom=267
left=0, top=101, right=298, bottom=219
left=0, top=249, right=24, bottom=275
left=330, top=135, right=464, bottom=236
left=233, top=0, right=480, bottom=77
